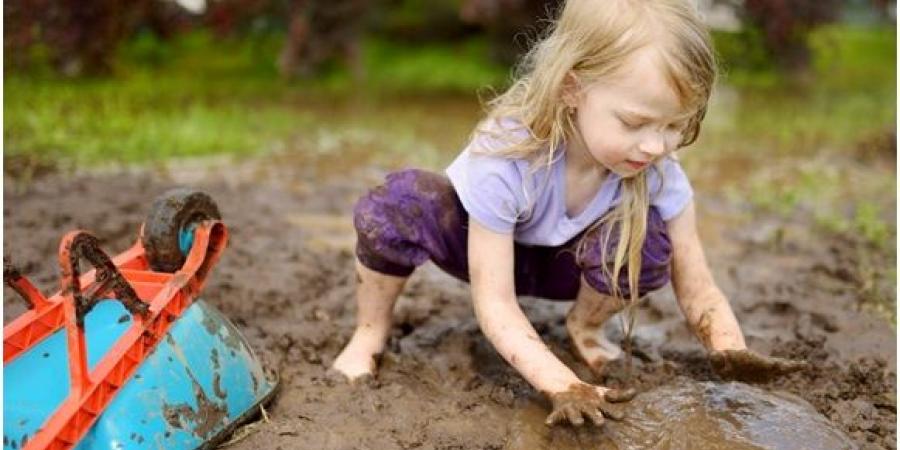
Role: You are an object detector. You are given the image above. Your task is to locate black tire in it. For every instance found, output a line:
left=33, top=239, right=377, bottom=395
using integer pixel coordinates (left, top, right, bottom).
left=142, top=188, right=221, bottom=273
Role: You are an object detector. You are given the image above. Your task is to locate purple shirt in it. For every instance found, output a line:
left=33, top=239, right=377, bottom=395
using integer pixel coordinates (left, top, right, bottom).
left=445, top=129, right=693, bottom=246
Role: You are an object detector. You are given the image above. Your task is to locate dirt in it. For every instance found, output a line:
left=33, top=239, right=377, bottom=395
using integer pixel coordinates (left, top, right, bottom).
left=3, top=155, right=896, bottom=449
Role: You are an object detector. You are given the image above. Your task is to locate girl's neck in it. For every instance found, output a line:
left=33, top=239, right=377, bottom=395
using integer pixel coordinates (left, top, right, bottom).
left=565, top=125, right=608, bottom=179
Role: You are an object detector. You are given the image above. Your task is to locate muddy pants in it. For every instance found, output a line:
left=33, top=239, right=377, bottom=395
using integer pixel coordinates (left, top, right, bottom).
left=354, top=169, right=673, bottom=300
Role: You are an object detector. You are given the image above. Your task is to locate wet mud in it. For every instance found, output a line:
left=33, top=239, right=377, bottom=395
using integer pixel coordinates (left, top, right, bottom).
left=3, top=156, right=895, bottom=449
left=509, top=380, right=857, bottom=450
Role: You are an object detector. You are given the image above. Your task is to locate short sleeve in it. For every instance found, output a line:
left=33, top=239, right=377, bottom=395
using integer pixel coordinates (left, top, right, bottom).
left=445, top=146, right=526, bottom=234
left=649, top=156, right=694, bottom=221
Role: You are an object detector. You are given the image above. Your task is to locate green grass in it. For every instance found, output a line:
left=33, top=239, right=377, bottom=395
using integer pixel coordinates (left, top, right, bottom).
left=361, top=38, right=508, bottom=93
left=5, top=31, right=506, bottom=170
left=5, top=74, right=305, bottom=165
left=694, top=25, right=895, bottom=242
left=704, top=25, right=897, bottom=155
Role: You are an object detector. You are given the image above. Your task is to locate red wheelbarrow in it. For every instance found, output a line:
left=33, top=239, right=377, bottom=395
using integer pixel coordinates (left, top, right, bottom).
left=4, top=188, right=278, bottom=450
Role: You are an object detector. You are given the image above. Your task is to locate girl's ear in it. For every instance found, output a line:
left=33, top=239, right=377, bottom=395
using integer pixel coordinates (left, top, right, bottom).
left=561, top=71, right=581, bottom=108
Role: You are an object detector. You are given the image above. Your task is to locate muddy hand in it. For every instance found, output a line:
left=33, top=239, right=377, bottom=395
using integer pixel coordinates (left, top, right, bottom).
left=710, top=349, right=808, bottom=383
left=545, top=383, right=636, bottom=427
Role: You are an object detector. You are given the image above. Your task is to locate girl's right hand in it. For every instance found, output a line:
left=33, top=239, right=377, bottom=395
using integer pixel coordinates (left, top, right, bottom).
left=709, top=349, right=808, bottom=383
left=544, top=382, right=637, bottom=427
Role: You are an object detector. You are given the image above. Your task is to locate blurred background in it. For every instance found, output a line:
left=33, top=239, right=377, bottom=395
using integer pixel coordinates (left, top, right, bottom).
left=4, top=0, right=897, bottom=318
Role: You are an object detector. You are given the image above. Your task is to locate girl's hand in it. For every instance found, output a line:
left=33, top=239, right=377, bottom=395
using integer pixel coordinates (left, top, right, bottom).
left=710, top=349, right=808, bottom=383
left=545, top=383, right=636, bottom=427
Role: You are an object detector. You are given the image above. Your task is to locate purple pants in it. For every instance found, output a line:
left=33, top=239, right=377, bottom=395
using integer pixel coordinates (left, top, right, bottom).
left=354, top=169, right=673, bottom=300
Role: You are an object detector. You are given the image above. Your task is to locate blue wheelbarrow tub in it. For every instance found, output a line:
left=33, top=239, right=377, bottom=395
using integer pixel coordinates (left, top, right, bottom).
left=4, top=299, right=278, bottom=450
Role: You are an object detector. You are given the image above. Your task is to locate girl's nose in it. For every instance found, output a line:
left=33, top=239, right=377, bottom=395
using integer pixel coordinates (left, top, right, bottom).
left=638, top=131, right=666, bottom=157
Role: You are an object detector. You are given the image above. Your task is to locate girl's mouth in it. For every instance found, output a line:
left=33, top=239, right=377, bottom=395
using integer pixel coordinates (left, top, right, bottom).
left=626, top=160, right=648, bottom=170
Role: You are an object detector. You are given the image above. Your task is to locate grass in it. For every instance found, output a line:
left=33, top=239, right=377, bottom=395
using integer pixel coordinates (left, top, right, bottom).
left=5, top=31, right=506, bottom=170
left=5, top=74, right=305, bottom=165
left=699, top=25, right=896, bottom=229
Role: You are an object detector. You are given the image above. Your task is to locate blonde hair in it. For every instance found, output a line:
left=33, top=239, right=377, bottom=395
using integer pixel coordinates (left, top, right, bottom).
left=472, top=0, right=716, bottom=308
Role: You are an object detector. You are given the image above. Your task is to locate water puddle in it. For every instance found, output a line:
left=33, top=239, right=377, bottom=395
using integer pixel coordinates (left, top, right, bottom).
left=505, top=380, right=856, bottom=450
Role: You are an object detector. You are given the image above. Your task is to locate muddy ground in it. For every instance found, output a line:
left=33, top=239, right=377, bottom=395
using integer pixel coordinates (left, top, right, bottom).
left=3, top=154, right=896, bottom=449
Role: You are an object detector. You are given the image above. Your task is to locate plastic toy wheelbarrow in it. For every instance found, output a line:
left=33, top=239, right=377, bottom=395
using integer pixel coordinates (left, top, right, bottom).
left=3, top=188, right=278, bottom=450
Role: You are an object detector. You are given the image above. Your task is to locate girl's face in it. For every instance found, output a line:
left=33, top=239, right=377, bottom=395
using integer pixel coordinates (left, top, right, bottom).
left=568, top=47, right=691, bottom=177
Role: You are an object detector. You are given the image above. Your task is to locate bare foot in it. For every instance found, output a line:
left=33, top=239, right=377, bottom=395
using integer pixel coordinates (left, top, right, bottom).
left=331, top=328, right=386, bottom=381
left=565, top=285, right=626, bottom=377
left=571, top=332, right=623, bottom=377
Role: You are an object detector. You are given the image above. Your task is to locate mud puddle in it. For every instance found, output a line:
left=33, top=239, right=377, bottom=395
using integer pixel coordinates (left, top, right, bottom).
left=3, top=154, right=895, bottom=449
left=506, top=380, right=856, bottom=450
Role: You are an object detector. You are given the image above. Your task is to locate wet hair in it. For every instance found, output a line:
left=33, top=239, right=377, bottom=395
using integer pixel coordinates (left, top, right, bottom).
left=471, top=0, right=716, bottom=306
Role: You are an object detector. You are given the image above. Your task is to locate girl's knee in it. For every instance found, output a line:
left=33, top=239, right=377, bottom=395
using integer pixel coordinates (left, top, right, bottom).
left=354, top=169, right=454, bottom=233
left=353, top=169, right=460, bottom=276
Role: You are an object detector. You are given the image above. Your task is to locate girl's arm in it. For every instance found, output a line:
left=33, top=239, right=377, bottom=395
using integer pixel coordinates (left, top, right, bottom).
left=667, top=200, right=746, bottom=351
left=467, top=218, right=633, bottom=425
left=467, top=218, right=582, bottom=393
left=668, top=200, right=807, bottom=381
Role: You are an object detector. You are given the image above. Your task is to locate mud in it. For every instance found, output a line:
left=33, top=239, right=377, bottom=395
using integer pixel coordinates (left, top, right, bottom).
left=60, top=231, right=147, bottom=324
left=3, top=155, right=896, bottom=449
left=163, top=337, right=231, bottom=439
left=508, top=380, right=858, bottom=450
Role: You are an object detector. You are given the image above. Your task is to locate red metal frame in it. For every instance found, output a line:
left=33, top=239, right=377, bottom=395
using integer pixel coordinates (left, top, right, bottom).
left=3, top=220, right=227, bottom=450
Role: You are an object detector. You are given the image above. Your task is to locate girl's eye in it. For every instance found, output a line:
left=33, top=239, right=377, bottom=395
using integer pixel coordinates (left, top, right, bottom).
left=620, top=118, right=642, bottom=129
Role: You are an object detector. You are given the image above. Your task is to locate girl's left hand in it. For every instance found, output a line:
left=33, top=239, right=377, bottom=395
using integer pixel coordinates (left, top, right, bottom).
left=709, top=349, right=809, bottom=383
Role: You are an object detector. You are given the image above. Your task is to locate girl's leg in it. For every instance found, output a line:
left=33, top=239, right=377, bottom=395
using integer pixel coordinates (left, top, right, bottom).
left=332, top=169, right=469, bottom=381
left=332, top=260, right=408, bottom=380
left=567, top=207, right=674, bottom=376
left=565, top=279, right=625, bottom=376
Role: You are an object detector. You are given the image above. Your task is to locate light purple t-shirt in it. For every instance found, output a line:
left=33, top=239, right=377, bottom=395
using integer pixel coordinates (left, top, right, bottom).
left=445, top=126, right=693, bottom=246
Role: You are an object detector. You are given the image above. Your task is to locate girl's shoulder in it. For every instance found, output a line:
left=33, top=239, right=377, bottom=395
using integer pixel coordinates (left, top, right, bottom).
left=469, top=116, right=533, bottom=154
left=445, top=135, right=532, bottom=192
left=444, top=117, right=554, bottom=233
left=450, top=116, right=547, bottom=183
left=647, top=155, right=694, bottom=221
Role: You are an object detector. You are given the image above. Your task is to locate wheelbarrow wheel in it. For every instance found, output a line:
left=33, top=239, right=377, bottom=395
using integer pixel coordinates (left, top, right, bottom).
left=142, top=188, right=221, bottom=273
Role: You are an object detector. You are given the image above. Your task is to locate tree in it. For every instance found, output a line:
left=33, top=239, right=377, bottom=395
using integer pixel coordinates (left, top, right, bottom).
left=4, top=0, right=189, bottom=75
left=741, top=0, right=842, bottom=71
left=277, top=0, right=371, bottom=79
left=459, top=0, right=560, bottom=65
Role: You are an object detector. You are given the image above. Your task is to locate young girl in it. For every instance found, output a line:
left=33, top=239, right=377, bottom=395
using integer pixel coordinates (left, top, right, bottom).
left=332, top=0, right=806, bottom=427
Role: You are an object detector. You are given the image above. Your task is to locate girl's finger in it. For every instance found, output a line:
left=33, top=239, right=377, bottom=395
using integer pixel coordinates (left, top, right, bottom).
left=774, top=358, right=808, bottom=373
left=588, top=408, right=606, bottom=426
left=604, top=387, right=637, bottom=403
left=565, top=405, right=585, bottom=426
left=545, top=409, right=564, bottom=426
left=599, top=403, right=626, bottom=421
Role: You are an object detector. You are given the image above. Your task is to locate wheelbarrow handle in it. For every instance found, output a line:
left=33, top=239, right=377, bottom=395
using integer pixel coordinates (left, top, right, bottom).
left=59, top=231, right=149, bottom=326
left=3, top=256, right=51, bottom=309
